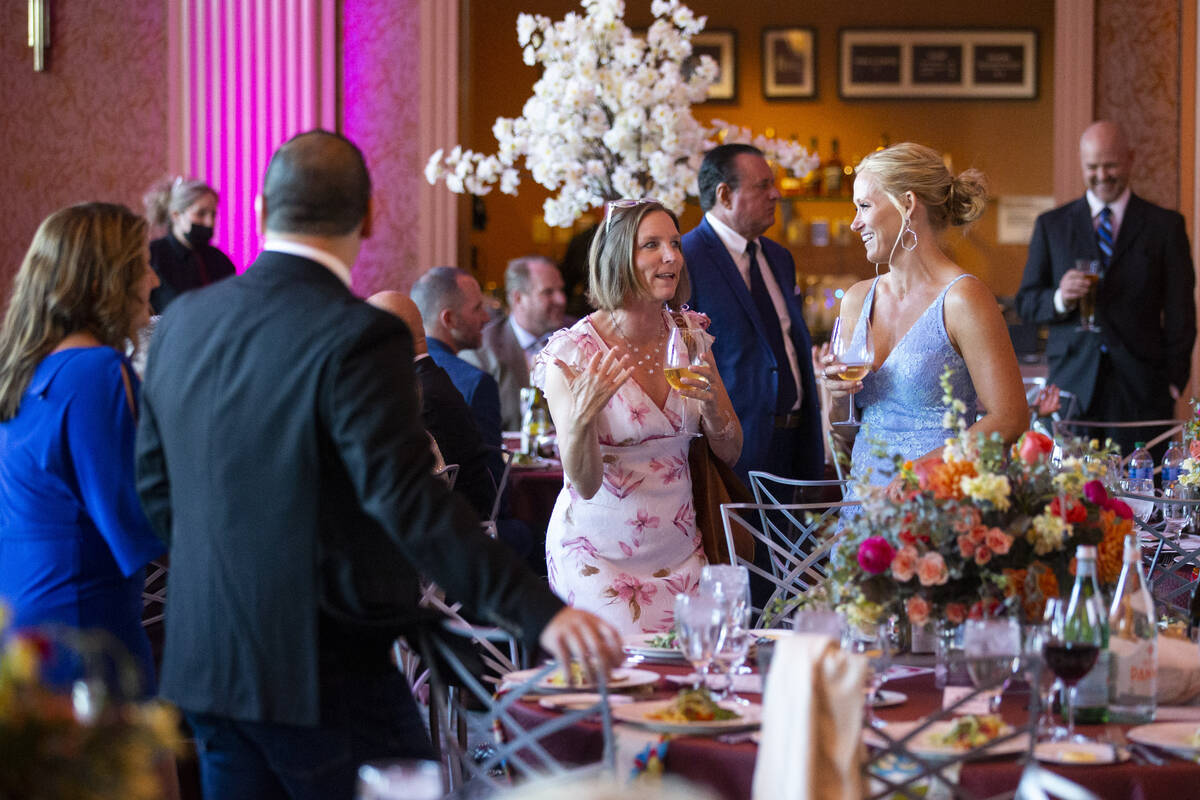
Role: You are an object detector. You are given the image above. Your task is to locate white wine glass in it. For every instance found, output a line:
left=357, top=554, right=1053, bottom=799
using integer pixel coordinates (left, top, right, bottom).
left=674, top=593, right=726, bottom=691
left=664, top=327, right=707, bottom=390
left=1075, top=259, right=1102, bottom=333
left=829, top=315, right=873, bottom=426
left=963, top=616, right=1021, bottom=713
left=700, top=566, right=751, bottom=704
left=843, top=621, right=894, bottom=728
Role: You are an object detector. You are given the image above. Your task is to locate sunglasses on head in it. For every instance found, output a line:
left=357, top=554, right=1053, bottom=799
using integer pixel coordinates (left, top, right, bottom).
left=603, top=197, right=661, bottom=233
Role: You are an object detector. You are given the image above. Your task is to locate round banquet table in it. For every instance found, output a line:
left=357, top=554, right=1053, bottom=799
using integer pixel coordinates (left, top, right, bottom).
left=507, top=461, right=564, bottom=538
left=507, top=661, right=1200, bottom=800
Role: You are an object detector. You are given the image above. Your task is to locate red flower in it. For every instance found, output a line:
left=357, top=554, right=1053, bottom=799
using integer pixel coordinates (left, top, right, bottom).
left=968, top=597, right=1004, bottom=619
left=1049, top=496, right=1086, bottom=524
left=1105, top=498, right=1133, bottom=520
left=1017, top=430, right=1055, bottom=464
left=1083, top=480, right=1108, bottom=506
left=857, top=536, right=896, bottom=574
left=945, top=603, right=968, bottom=624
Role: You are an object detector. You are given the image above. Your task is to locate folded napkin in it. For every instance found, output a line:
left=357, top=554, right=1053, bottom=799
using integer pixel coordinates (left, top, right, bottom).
left=752, top=633, right=868, bottom=800
left=665, top=673, right=764, bottom=694
left=1158, top=635, right=1200, bottom=704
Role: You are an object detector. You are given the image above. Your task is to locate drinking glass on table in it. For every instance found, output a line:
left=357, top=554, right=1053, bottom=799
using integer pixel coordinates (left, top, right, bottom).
left=674, top=592, right=727, bottom=692
left=829, top=315, right=874, bottom=426
left=1075, top=259, right=1102, bottom=333
left=963, top=615, right=1021, bottom=713
left=842, top=620, right=895, bottom=729
left=701, top=566, right=752, bottom=704
left=1043, top=595, right=1103, bottom=742
left=1021, top=611, right=1067, bottom=741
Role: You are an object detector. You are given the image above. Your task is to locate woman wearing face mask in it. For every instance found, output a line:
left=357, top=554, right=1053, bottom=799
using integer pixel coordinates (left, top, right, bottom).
left=822, top=143, right=1027, bottom=491
left=143, top=176, right=237, bottom=313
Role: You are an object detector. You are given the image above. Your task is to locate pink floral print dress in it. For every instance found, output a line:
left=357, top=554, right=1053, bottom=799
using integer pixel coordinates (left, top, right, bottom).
left=532, top=309, right=711, bottom=636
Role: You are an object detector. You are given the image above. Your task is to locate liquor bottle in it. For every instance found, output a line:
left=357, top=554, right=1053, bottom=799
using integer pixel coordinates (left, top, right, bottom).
left=1108, top=535, right=1157, bottom=722
left=520, top=387, right=549, bottom=457
left=800, top=137, right=821, bottom=197
left=821, top=138, right=844, bottom=198
left=1069, top=545, right=1109, bottom=724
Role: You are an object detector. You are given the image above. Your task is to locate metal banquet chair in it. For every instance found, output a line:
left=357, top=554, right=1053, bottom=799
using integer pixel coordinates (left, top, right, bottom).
left=720, top=500, right=855, bottom=628
left=420, top=627, right=615, bottom=794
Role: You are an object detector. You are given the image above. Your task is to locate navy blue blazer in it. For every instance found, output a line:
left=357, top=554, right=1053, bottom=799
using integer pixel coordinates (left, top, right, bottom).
left=1016, top=194, right=1195, bottom=417
left=428, top=337, right=505, bottom=486
left=683, top=217, right=823, bottom=482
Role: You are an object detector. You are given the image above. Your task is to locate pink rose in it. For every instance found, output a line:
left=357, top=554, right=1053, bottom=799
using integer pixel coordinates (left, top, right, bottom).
left=974, top=546, right=993, bottom=566
left=984, top=527, right=1012, bottom=556
left=917, top=552, right=949, bottom=586
left=969, top=525, right=988, bottom=545
left=906, top=595, right=931, bottom=626
left=857, top=536, right=896, bottom=575
left=1018, top=430, right=1055, bottom=464
left=1083, top=479, right=1108, bottom=506
left=891, top=546, right=919, bottom=582
left=945, top=603, right=967, bottom=624
left=957, top=534, right=976, bottom=560
left=1105, top=498, right=1133, bottom=520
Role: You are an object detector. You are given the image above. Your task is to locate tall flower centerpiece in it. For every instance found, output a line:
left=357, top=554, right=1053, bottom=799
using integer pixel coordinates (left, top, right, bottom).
left=0, top=605, right=182, bottom=799
left=829, top=369, right=1133, bottom=631
left=424, top=0, right=817, bottom=228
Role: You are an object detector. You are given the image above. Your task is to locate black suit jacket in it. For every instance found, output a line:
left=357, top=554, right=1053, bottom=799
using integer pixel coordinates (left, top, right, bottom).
left=1015, top=194, right=1195, bottom=417
left=135, top=251, right=560, bottom=726
left=414, top=356, right=496, bottom=518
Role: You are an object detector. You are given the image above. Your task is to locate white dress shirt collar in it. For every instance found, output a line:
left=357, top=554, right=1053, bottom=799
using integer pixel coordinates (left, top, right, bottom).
left=263, top=239, right=352, bottom=286
left=705, top=211, right=752, bottom=264
left=508, top=316, right=540, bottom=351
left=1085, top=187, right=1131, bottom=236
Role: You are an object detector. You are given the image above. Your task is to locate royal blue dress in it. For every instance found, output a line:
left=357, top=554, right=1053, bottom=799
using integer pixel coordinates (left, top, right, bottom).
left=0, top=347, right=164, bottom=695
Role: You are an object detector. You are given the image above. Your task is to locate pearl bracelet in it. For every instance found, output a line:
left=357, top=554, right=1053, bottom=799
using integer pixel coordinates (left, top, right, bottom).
left=704, top=411, right=736, bottom=441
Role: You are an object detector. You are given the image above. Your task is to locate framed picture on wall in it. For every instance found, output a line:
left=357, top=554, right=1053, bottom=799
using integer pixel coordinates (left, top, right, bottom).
left=762, top=28, right=816, bottom=99
left=687, top=30, right=737, bottom=102
left=839, top=29, right=1037, bottom=99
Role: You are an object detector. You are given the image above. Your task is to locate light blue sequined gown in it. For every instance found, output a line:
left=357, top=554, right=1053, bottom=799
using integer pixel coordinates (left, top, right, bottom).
left=847, top=274, right=978, bottom=489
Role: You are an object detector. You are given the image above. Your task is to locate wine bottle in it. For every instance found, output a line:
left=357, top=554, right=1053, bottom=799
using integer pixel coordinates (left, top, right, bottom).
left=1108, top=535, right=1157, bottom=723
left=1069, top=545, right=1109, bottom=724
left=822, top=138, right=844, bottom=198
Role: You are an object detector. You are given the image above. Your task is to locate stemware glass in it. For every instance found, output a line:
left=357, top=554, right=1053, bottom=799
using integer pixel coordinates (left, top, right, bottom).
left=673, top=592, right=727, bottom=692
left=843, top=620, right=895, bottom=728
left=829, top=315, right=874, bottom=426
left=1075, top=259, right=1102, bottom=333
left=700, top=566, right=751, bottom=704
left=963, top=616, right=1021, bottom=712
left=665, top=325, right=709, bottom=432
left=1043, top=596, right=1103, bottom=742
left=1021, top=611, right=1067, bottom=741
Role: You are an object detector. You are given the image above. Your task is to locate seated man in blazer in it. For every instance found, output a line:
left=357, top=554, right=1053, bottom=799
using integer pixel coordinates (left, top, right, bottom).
left=683, top=143, right=823, bottom=484
left=135, top=130, right=621, bottom=799
left=461, top=255, right=568, bottom=431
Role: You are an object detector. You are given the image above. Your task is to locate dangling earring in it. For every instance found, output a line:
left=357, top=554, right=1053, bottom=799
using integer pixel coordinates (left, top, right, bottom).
left=900, top=219, right=918, bottom=252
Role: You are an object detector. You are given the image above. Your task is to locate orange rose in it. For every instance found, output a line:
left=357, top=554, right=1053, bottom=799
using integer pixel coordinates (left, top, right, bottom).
left=906, top=595, right=931, bottom=626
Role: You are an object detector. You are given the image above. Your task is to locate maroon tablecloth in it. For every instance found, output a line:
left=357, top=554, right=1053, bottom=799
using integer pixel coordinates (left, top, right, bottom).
left=507, top=464, right=563, bottom=536
left=509, top=662, right=1200, bottom=800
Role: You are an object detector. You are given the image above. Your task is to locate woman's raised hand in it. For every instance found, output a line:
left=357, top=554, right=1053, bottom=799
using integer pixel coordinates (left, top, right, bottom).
left=554, top=348, right=634, bottom=428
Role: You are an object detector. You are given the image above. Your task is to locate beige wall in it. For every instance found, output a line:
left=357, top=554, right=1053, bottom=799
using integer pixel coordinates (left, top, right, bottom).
left=461, top=0, right=1056, bottom=297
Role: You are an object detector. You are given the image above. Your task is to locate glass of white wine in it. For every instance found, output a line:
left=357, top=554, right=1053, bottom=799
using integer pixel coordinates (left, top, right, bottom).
left=963, top=616, right=1021, bottom=713
left=829, top=315, right=874, bottom=426
left=1075, top=258, right=1102, bottom=333
left=664, top=326, right=707, bottom=391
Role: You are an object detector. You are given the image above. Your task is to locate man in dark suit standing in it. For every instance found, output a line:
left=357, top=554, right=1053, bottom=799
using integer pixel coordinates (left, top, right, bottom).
left=683, top=143, right=823, bottom=483
left=135, top=130, right=621, bottom=799
left=1016, top=121, right=1195, bottom=456
left=462, top=256, right=568, bottom=431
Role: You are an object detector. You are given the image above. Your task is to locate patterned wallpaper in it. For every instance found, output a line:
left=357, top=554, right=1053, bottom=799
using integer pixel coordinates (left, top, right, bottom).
left=0, top=1, right=167, bottom=292
left=1095, top=0, right=1181, bottom=210
left=343, top=0, right=425, bottom=297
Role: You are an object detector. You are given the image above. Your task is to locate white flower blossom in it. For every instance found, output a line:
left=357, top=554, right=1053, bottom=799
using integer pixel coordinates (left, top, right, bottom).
left=425, top=0, right=813, bottom=226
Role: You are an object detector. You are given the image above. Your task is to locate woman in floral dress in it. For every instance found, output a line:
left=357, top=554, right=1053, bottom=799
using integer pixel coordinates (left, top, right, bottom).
left=533, top=199, right=742, bottom=636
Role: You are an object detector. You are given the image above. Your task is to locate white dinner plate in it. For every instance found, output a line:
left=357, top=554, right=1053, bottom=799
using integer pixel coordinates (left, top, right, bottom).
left=1127, top=721, right=1200, bottom=757
left=753, top=628, right=795, bottom=642
left=867, top=689, right=908, bottom=709
left=1034, top=740, right=1127, bottom=765
left=612, top=698, right=762, bottom=735
left=502, top=666, right=660, bottom=693
left=622, top=634, right=686, bottom=662
left=863, top=720, right=1029, bottom=760
left=537, top=693, right=634, bottom=711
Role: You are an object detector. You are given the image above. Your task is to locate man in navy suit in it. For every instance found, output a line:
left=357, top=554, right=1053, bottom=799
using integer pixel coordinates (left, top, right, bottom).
left=1016, top=121, right=1195, bottom=456
left=683, top=143, right=823, bottom=483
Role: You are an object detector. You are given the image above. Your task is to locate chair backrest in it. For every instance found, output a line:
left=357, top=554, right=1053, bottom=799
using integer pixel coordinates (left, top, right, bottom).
left=421, top=628, right=615, bottom=793
left=721, top=500, right=856, bottom=628
left=747, top=470, right=851, bottom=504
left=862, top=656, right=1043, bottom=800
left=434, top=463, right=460, bottom=490
left=490, top=448, right=515, bottom=524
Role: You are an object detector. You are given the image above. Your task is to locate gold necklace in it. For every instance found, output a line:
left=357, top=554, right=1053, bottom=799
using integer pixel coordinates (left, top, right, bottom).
left=606, top=310, right=666, bottom=376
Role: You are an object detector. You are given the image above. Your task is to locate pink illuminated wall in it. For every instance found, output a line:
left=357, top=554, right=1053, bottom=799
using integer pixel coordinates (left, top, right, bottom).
left=168, top=0, right=338, bottom=273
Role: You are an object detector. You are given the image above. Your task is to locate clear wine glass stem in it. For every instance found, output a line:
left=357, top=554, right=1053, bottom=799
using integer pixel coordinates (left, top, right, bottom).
left=1065, top=685, right=1077, bottom=739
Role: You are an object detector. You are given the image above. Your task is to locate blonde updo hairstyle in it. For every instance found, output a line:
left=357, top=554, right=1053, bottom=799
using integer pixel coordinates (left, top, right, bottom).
left=143, top=176, right=218, bottom=234
left=855, top=143, right=989, bottom=231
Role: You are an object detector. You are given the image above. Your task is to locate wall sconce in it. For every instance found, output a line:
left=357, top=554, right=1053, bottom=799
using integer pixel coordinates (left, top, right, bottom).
left=28, top=0, right=49, bottom=71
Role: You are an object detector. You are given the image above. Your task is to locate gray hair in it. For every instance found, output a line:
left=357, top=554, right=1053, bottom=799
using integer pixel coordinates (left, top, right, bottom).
left=505, top=255, right=557, bottom=298
left=411, top=265, right=470, bottom=325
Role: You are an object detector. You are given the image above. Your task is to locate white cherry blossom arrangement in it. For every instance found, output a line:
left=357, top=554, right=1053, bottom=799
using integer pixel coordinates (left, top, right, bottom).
left=424, top=0, right=817, bottom=228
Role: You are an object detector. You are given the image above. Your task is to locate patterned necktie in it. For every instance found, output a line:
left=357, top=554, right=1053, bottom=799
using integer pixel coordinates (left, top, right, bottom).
left=745, top=241, right=798, bottom=414
left=1096, top=206, right=1113, bottom=266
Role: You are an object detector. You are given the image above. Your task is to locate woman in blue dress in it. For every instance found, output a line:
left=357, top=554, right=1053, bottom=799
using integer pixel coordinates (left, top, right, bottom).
left=0, top=202, right=165, bottom=696
left=822, top=144, right=1027, bottom=491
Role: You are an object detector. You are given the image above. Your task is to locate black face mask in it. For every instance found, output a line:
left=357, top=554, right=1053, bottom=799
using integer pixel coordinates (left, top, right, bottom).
left=185, top=224, right=214, bottom=248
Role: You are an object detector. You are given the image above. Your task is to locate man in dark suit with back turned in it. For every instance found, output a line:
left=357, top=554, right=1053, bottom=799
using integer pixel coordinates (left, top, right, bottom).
left=135, top=130, right=621, bottom=800
left=1016, top=121, right=1195, bottom=457
left=683, top=143, right=823, bottom=483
